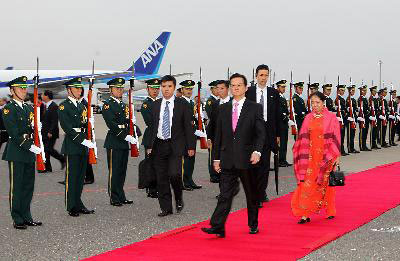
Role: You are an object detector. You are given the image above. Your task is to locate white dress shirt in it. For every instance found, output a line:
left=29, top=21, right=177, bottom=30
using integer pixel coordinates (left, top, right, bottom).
left=13, top=99, right=24, bottom=109
left=68, top=96, right=79, bottom=107
left=111, top=96, right=121, bottom=104
left=219, top=96, right=231, bottom=105
left=182, top=96, right=191, bottom=103
left=157, top=95, right=175, bottom=139
left=256, top=84, right=268, bottom=121
left=45, top=100, right=53, bottom=109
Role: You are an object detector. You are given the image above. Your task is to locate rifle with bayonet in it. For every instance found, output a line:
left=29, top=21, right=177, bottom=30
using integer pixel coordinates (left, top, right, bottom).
left=197, top=67, right=208, bottom=149
left=87, top=61, right=97, bottom=164
left=129, top=64, right=140, bottom=157
left=289, top=71, right=297, bottom=135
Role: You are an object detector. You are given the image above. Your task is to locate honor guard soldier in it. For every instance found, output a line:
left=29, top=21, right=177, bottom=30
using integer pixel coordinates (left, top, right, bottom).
left=346, top=85, right=359, bottom=153
left=58, top=77, right=95, bottom=217
left=307, top=83, right=320, bottom=112
left=180, top=80, right=202, bottom=190
left=369, top=86, right=380, bottom=149
left=276, top=80, right=293, bottom=167
left=2, top=76, right=43, bottom=229
left=388, top=89, right=398, bottom=146
left=377, top=87, right=389, bottom=148
left=358, top=85, right=371, bottom=151
left=322, top=84, right=335, bottom=112
left=205, top=80, right=220, bottom=183
left=101, top=77, right=137, bottom=206
left=141, top=79, right=161, bottom=198
left=293, top=82, right=307, bottom=135
left=336, top=84, right=348, bottom=155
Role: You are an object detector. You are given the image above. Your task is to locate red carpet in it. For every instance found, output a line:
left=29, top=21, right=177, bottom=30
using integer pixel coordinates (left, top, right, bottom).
left=85, top=162, right=400, bottom=261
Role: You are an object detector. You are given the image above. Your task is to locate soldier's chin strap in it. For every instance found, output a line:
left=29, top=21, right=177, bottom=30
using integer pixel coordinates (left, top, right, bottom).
left=11, top=87, right=25, bottom=103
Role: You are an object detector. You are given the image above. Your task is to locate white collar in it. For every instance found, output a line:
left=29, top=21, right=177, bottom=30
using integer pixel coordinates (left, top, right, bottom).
left=279, top=93, right=285, bottom=98
left=68, top=96, right=79, bottom=107
left=220, top=96, right=230, bottom=104
left=148, top=96, right=157, bottom=102
left=162, top=95, right=175, bottom=103
left=45, top=100, right=53, bottom=107
left=182, top=96, right=191, bottom=103
left=13, top=99, right=24, bottom=108
left=232, top=96, right=246, bottom=105
left=256, top=84, right=267, bottom=91
left=111, top=96, right=121, bottom=103
left=211, top=94, right=219, bottom=100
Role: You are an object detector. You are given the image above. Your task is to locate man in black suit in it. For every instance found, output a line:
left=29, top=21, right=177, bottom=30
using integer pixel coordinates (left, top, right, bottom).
left=147, top=75, right=196, bottom=217
left=202, top=73, right=265, bottom=237
left=245, top=64, right=281, bottom=206
left=41, top=90, right=65, bottom=173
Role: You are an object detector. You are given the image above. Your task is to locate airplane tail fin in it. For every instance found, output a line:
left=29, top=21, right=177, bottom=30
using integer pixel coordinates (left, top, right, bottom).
left=127, top=31, right=171, bottom=76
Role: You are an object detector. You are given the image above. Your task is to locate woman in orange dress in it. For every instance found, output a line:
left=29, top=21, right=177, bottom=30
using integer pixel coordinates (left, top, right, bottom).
left=291, top=92, right=341, bottom=224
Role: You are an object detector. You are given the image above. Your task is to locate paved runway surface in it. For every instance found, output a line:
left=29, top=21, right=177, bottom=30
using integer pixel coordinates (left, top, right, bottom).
left=0, top=114, right=399, bottom=260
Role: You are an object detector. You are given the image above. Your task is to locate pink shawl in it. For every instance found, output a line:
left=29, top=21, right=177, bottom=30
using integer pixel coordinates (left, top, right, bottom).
left=293, top=107, right=341, bottom=183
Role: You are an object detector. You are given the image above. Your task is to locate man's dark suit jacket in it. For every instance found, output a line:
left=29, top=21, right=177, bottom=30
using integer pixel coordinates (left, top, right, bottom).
left=245, top=86, right=281, bottom=152
left=148, top=97, right=196, bottom=155
left=213, top=99, right=265, bottom=170
left=42, top=101, right=60, bottom=139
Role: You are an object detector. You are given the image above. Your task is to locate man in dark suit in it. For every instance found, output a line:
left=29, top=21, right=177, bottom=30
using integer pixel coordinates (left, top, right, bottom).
left=202, top=73, right=265, bottom=237
left=147, top=75, right=196, bottom=217
left=245, top=64, right=281, bottom=206
left=41, top=90, right=65, bottom=173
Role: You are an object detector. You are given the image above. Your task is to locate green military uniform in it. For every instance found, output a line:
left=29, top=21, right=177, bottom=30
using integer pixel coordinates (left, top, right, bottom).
left=102, top=78, right=134, bottom=206
left=345, top=85, right=359, bottom=153
left=369, top=86, right=380, bottom=149
left=357, top=85, right=371, bottom=151
left=140, top=79, right=160, bottom=198
left=180, top=80, right=201, bottom=190
left=58, top=77, right=93, bottom=215
left=204, top=80, right=219, bottom=183
left=2, top=77, right=37, bottom=227
left=336, top=85, right=348, bottom=155
left=276, top=80, right=291, bottom=167
left=377, top=88, right=389, bottom=147
left=388, top=90, right=398, bottom=146
left=322, top=84, right=335, bottom=112
left=293, top=82, right=307, bottom=137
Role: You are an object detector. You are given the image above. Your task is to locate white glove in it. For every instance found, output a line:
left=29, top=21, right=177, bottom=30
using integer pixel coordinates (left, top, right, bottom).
left=357, top=117, right=365, bottom=122
left=288, top=120, right=296, bottom=126
left=347, top=117, right=354, bottom=122
left=130, top=114, right=137, bottom=125
left=29, top=145, right=42, bottom=155
left=38, top=122, right=42, bottom=131
left=124, top=135, right=138, bottom=145
left=89, top=116, right=95, bottom=125
left=337, top=117, right=343, bottom=122
left=389, top=115, right=396, bottom=120
left=81, top=139, right=96, bottom=149
left=194, top=130, right=207, bottom=138
left=369, top=116, right=376, bottom=121
left=397, top=116, right=400, bottom=121
left=379, top=115, right=386, bottom=120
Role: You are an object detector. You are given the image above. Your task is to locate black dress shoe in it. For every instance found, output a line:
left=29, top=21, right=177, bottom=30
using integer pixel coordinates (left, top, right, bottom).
left=38, top=170, right=48, bottom=174
left=13, top=223, right=27, bottom=230
left=216, top=194, right=220, bottom=199
left=68, top=211, right=80, bottom=217
left=58, top=181, right=66, bottom=185
left=262, top=195, right=269, bottom=203
left=122, top=200, right=133, bottom=204
left=25, top=221, right=42, bottom=226
left=341, top=152, right=349, bottom=156
left=279, top=162, right=288, bottom=168
left=298, top=217, right=311, bottom=224
left=249, top=227, right=259, bottom=234
left=201, top=227, right=225, bottom=238
left=284, top=161, right=293, bottom=166
left=210, top=178, right=220, bottom=183
left=176, top=199, right=184, bottom=213
left=257, top=202, right=263, bottom=208
left=183, top=186, right=193, bottom=191
left=158, top=211, right=173, bottom=217
left=84, top=180, right=94, bottom=185
left=60, top=160, right=66, bottom=170
left=147, top=192, right=158, bottom=198
left=191, top=184, right=202, bottom=189
left=327, top=216, right=335, bottom=219
left=391, top=143, right=398, bottom=146
left=111, top=202, right=123, bottom=207
left=79, top=208, right=95, bottom=214
left=269, top=168, right=275, bottom=171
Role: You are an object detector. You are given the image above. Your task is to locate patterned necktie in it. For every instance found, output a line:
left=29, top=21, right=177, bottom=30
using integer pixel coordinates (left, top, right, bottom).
left=162, top=101, right=170, bottom=139
left=232, top=102, right=239, bottom=132
left=259, top=90, right=264, bottom=109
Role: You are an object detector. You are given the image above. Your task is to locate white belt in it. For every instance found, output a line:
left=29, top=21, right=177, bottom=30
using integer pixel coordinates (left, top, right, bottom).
left=73, top=128, right=82, bottom=132
left=118, top=125, right=126, bottom=129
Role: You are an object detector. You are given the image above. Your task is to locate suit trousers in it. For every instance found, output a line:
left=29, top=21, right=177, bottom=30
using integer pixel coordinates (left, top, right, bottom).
left=145, top=148, right=157, bottom=194
left=210, top=168, right=259, bottom=230
left=8, top=161, right=35, bottom=225
left=152, top=139, right=183, bottom=212
left=253, top=148, right=271, bottom=200
left=44, top=136, right=65, bottom=172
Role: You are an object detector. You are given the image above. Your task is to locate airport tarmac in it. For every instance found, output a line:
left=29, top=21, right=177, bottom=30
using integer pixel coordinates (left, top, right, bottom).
left=0, top=113, right=399, bottom=260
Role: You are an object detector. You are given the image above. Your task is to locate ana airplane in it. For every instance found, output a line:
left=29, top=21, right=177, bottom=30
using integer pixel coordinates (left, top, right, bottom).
left=0, top=31, right=191, bottom=99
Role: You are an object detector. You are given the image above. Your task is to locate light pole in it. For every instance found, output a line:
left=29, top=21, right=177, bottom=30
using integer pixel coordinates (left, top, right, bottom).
left=378, top=60, right=383, bottom=89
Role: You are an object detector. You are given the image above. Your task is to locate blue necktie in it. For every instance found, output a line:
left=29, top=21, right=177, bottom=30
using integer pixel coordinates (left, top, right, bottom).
left=162, top=101, right=170, bottom=139
left=259, top=90, right=264, bottom=109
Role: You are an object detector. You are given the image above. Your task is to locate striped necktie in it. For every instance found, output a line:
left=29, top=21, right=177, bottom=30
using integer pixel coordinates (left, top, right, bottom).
left=162, top=101, right=171, bottom=139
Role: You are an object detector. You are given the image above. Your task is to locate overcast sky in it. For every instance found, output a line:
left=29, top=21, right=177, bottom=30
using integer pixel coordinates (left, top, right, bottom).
left=1, top=0, right=399, bottom=92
